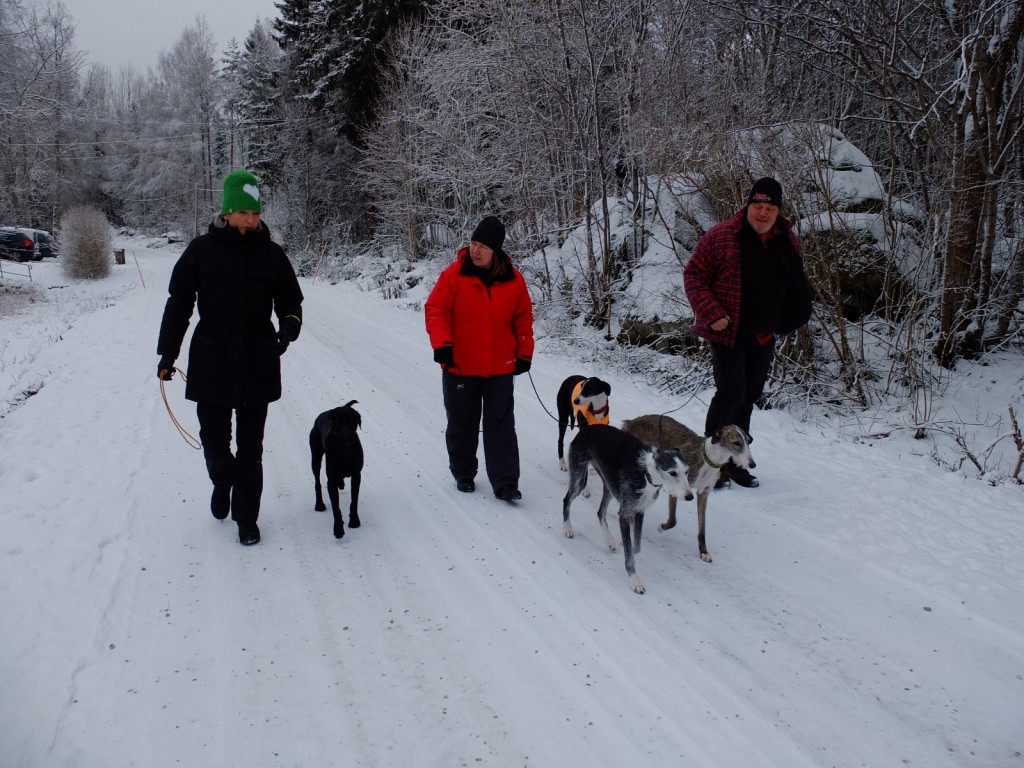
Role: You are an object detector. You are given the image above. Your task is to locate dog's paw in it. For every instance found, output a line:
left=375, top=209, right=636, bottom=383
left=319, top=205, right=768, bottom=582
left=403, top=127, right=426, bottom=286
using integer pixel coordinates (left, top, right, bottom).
left=630, top=577, right=646, bottom=594
left=581, top=488, right=591, bottom=498
left=315, top=501, right=327, bottom=512
left=700, top=552, right=713, bottom=563
left=333, top=522, right=345, bottom=539
left=563, top=522, right=574, bottom=539
left=348, top=514, right=361, bottom=529
left=559, top=460, right=568, bottom=472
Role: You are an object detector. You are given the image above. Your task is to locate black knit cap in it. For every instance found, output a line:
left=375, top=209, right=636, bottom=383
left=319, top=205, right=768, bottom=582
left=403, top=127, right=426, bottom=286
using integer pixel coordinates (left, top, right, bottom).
left=471, top=216, right=506, bottom=254
left=747, top=177, right=783, bottom=207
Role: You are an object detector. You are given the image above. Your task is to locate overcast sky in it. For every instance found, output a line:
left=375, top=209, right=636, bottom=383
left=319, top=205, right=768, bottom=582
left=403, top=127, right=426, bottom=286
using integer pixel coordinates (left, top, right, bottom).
left=62, top=0, right=281, bottom=72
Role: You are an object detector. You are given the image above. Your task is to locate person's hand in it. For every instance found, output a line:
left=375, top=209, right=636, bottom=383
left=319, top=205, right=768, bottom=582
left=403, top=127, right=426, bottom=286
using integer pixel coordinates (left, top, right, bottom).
left=158, top=357, right=176, bottom=380
left=433, top=346, right=454, bottom=368
left=269, top=328, right=291, bottom=355
left=710, top=316, right=730, bottom=332
left=513, top=358, right=531, bottom=375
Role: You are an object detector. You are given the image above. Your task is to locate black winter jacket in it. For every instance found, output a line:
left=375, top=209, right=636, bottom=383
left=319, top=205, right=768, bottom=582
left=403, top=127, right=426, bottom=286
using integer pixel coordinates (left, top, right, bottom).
left=157, top=218, right=303, bottom=407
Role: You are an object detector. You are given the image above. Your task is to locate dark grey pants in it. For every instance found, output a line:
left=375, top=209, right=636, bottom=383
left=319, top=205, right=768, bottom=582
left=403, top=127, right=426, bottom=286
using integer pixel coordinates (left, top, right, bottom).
left=196, top=402, right=268, bottom=525
left=442, top=371, right=519, bottom=492
left=705, top=335, right=775, bottom=439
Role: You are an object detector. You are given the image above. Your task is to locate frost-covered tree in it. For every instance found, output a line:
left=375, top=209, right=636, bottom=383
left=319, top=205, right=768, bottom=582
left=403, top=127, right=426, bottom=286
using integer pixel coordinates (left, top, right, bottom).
left=115, top=16, right=222, bottom=233
left=0, top=0, right=85, bottom=227
left=731, top=0, right=1024, bottom=367
left=222, top=20, right=285, bottom=186
left=275, top=0, right=431, bottom=144
left=159, top=18, right=220, bottom=211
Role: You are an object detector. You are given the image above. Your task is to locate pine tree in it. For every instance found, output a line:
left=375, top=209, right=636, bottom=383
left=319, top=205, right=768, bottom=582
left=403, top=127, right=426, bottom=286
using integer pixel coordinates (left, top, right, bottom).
left=223, top=20, right=286, bottom=186
left=274, top=0, right=432, bottom=145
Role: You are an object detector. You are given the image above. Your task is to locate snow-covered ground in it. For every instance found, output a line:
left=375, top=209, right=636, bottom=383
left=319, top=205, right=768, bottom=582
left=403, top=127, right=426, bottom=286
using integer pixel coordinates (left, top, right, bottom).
left=1, top=240, right=1022, bottom=767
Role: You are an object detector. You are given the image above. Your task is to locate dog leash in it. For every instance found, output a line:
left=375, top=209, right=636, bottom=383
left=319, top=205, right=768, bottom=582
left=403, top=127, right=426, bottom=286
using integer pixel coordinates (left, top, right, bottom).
left=525, top=370, right=562, bottom=423
left=159, top=369, right=202, bottom=450
left=654, top=387, right=704, bottom=446
left=525, top=369, right=700, bottom=430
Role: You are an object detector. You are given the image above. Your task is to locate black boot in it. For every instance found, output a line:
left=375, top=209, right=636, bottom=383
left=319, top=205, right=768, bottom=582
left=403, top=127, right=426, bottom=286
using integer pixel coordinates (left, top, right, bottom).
left=494, top=485, right=522, bottom=502
left=207, top=455, right=235, bottom=520
left=211, top=484, right=230, bottom=520
left=723, top=460, right=759, bottom=488
left=238, top=523, right=261, bottom=546
left=233, top=461, right=264, bottom=544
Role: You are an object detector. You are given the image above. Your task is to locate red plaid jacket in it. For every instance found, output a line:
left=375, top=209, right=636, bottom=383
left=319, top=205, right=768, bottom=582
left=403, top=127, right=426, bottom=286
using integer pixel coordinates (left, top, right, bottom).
left=684, top=209, right=801, bottom=346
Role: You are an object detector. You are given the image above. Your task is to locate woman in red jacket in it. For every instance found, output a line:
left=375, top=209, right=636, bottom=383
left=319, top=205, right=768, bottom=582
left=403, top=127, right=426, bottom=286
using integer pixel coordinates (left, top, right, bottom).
left=425, top=216, right=534, bottom=502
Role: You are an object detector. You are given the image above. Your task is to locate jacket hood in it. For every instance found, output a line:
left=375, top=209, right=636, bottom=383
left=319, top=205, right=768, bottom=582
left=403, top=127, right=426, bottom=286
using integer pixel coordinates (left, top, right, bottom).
left=457, top=245, right=516, bottom=284
left=209, top=215, right=272, bottom=247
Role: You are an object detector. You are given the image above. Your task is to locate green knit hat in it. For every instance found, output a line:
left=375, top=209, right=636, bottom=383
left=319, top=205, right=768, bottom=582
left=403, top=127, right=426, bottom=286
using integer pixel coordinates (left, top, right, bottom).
left=220, top=169, right=263, bottom=215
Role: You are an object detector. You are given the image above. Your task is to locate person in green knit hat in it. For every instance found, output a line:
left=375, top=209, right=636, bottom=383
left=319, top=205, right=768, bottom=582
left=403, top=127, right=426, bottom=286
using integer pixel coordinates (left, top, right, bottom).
left=156, top=169, right=304, bottom=546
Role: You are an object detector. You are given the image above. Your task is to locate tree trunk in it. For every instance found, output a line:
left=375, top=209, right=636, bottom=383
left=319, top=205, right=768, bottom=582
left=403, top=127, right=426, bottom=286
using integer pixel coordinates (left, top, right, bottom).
left=933, top=136, right=985, bottom=367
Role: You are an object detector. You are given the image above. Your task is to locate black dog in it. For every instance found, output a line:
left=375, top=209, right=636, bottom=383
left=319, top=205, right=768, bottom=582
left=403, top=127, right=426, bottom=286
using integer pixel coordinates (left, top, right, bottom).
left=556, top=375, right=612, bottom=472
left=310, top=400, right=363, bottom=539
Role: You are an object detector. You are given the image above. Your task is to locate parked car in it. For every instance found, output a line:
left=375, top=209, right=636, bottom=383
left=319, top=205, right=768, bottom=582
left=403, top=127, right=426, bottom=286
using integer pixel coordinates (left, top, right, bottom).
left=0, top=228, right=36, bottom=262
left=29, top=229, right=58, bottom=258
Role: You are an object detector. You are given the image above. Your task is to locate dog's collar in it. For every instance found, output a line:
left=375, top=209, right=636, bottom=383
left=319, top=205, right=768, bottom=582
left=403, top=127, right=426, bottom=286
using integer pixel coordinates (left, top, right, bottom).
left=644, top=469, right=662, bottom=487
left=590, top=402, right=609, bottom=418
left=701, top=439, right=725, bottom=469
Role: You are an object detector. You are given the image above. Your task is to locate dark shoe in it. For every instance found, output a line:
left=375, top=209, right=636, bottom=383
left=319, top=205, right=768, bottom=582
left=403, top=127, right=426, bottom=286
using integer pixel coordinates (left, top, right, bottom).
left=713, top=473, right=731, bottom=490
left=238, top=523, right=261, bottom=546
left=724, top=461, right=759, bottom=488
left=494, top=485, right=522, bottom=502
left=211, top=484, right=230, bottom=520
left=456, top=479, right=475, bottom=493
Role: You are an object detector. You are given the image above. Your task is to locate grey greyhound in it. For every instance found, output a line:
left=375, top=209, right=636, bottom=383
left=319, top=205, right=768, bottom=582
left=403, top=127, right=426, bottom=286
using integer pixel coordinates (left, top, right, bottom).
left=621, top=415, right=754, bottom=563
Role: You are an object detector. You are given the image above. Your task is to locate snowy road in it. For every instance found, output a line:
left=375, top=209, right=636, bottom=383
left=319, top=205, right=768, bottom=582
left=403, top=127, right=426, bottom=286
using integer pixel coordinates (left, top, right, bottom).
left=1, top=244, right=1021, bottom=767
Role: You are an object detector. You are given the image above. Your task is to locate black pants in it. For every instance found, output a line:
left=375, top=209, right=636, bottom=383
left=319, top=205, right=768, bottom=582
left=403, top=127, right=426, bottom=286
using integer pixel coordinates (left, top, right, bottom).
left=442, top=370, right=519, bottom=491
left=705, top=335, right=775, bottom=439
left=196, top=402, right=268, bottom=526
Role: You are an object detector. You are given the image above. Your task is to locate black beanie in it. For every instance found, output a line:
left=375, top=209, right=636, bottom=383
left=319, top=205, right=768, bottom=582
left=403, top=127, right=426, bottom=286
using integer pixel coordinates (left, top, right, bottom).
left=747, top=177, right=783, bottom=207
left=470, top=216, right=506, bottom=254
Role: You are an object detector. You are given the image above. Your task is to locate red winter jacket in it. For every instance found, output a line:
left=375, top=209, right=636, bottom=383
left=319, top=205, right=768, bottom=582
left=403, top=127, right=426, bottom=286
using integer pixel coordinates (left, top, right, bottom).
left=684, top=208, right=803, bottom=346
left=425, top=247, right=535, bottom=377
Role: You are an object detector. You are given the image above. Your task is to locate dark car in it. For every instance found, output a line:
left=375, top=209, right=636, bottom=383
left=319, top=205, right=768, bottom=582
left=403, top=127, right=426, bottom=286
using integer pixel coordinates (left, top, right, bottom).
left=0, top=228, right=36, bottom=262
left=30, top=229, right=58, bottom=258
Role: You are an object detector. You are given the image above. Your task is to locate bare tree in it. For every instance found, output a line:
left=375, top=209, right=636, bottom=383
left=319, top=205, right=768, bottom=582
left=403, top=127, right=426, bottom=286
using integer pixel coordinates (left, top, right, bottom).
left=122, top=16, right=221, bottom=232
left=748, top=0, right=1024, bottom=367
left=0, top=0, right=84, bottom=226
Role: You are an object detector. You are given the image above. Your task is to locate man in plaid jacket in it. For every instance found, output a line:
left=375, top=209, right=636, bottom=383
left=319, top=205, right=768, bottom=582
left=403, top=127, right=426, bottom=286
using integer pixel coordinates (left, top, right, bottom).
left=684, top=177, right=812, bottom=488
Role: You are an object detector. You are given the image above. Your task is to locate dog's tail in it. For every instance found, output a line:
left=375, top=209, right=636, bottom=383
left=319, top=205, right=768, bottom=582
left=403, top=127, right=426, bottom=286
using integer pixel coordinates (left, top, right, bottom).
left=344, top=399, right=358, bottom=408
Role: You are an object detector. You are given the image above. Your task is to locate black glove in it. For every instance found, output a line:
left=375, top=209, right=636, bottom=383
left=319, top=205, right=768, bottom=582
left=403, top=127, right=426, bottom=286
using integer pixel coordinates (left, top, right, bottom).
left=513, top=358, right=532, bottom=375
left=433, top=345, right=454, bottom=368
left=280, top=315, right=301, bottom=342
left=158, top=357, right=175, bottom=380
left=269, top=328, right=291, bottom=355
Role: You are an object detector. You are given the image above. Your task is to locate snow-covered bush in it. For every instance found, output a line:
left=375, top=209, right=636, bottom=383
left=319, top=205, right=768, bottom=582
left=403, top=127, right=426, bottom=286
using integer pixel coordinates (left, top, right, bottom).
left=60, top=207, right=113, bottom=280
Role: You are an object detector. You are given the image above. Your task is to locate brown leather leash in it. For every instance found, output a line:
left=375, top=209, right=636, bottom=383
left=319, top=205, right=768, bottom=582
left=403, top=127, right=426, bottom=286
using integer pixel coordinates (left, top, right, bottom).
left=159, top=368, right=202, bottom=450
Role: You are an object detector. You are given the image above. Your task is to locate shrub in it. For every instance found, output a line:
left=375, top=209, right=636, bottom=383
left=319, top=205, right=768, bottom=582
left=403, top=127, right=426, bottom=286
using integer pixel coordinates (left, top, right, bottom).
left=60, top=206, right=113, bottom=280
